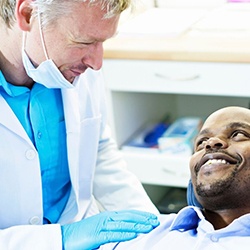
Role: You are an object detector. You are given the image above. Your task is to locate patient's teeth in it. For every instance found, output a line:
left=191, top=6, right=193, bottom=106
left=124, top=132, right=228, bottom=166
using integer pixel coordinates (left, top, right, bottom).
left=205, top=159, right=228, bottom=165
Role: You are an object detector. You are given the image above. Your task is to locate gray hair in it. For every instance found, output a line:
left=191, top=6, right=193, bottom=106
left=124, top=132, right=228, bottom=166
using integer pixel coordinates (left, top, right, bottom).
left=1, top=0, right=131, bottom=28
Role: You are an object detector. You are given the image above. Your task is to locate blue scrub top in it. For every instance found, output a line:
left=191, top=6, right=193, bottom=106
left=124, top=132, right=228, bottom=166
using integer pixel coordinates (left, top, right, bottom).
left=0, top=71, right=71, bottom=224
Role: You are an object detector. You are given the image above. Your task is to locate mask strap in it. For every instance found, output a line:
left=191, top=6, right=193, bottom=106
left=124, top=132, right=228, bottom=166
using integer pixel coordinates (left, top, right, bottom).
left=37, top=12, right=49, bottom=60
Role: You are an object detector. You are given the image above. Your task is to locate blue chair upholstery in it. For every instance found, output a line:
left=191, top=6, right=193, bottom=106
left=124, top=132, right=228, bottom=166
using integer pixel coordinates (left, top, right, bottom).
left=186, top=180, right=202, bottom=208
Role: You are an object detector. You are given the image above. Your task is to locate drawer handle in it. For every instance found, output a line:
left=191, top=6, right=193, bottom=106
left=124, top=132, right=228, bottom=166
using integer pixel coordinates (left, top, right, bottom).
left=155, top=72, right=200, bottom=81
left=162, top=167, right=177, bottom=176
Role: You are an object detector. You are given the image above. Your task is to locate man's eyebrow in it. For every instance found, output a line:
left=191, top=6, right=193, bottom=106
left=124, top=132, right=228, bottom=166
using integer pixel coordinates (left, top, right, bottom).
left=199, top=128, right=210, bottom=136
left=226, top=122, right=250, bottom=130
left=199, top=122, right=250, bottom=136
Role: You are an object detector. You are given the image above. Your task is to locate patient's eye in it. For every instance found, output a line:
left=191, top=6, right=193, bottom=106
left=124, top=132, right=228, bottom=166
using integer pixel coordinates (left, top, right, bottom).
left=231, top=130, right=250, bottom=141
left=195, top=137, right=208, bottom=151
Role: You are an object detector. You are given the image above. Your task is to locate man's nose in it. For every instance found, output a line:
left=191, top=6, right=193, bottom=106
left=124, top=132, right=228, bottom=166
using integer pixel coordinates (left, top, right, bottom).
left=205, top=137, right=228, bottom=150
left=84, top=42, right=103, bottom=70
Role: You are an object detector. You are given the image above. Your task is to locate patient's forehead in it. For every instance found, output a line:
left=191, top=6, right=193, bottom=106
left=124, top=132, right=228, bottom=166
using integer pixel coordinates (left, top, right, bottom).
left=201, top=107, right=250, bottom=130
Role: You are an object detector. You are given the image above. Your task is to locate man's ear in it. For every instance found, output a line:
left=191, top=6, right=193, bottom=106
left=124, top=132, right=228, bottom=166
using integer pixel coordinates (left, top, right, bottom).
left=15, top=0, right=33, bottom=31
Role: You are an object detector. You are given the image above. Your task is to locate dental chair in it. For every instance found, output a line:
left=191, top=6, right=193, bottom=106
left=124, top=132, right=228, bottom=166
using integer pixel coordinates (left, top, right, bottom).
left=186, top=180, right=202, bottom=208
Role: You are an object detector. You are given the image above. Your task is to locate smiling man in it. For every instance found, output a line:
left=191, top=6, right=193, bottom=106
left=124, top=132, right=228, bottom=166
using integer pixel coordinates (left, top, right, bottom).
left=0, top=0, right=159, bottom=249
left=100, top=106, right=250, bottom=249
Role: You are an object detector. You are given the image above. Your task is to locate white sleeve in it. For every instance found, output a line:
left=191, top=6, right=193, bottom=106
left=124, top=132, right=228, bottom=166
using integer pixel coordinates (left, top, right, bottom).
left=93, top=125, right=159, bottom=214
left=0, top=224, right=62, bottom=250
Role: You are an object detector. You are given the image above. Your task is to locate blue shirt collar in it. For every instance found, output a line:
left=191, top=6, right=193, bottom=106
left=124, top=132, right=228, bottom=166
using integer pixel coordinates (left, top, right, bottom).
left=0, top=71, right=30, bottom=97
left=170, top=206, right=250, bottom=237
left=170, top=206, right=202, bottom=231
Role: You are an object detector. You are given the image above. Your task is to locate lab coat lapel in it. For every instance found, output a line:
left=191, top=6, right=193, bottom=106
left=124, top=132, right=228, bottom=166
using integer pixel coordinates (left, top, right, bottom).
left=60, top=88, right=82, bottom=221
left=61, top=88, right=81, bottom=185
left=0, top=94, right=34, bottom=146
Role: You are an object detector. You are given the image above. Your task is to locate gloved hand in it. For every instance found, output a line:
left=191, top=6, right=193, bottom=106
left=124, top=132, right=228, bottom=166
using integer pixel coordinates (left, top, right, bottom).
left=61, top=209, right=159, bottom=250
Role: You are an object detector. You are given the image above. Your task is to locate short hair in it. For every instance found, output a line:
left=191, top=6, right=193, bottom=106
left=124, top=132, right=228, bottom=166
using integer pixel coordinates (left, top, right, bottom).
left=1, top=0, right=131, bottom=28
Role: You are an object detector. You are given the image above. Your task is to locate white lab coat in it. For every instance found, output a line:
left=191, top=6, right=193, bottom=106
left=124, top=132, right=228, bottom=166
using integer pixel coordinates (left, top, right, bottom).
left=0, top=69, right=158, bottom=249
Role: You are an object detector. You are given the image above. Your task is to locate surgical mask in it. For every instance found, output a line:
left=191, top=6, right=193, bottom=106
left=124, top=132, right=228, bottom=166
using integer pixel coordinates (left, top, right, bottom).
left=22, top=13, right=77, bottom=89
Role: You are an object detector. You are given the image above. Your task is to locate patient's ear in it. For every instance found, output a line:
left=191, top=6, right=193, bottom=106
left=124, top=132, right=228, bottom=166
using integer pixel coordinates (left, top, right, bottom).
left=15, top=0, right=33, bottom=31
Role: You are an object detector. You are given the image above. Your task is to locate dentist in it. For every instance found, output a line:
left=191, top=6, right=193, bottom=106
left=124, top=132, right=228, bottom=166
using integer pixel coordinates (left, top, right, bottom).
left=0, top=0, right=159, bottom=249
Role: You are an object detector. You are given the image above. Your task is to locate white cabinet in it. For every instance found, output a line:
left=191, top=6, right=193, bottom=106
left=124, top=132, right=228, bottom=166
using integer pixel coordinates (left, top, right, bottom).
left=103, top=59, right=250, bottom=188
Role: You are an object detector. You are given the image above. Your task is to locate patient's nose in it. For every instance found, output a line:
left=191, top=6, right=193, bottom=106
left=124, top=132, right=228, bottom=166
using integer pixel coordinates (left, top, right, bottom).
left=205, top=137, right=228, bottom=150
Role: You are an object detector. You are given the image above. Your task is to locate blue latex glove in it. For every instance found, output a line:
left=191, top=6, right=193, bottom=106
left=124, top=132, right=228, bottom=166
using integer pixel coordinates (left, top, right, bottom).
left=61, top=210, right=159, bottom=250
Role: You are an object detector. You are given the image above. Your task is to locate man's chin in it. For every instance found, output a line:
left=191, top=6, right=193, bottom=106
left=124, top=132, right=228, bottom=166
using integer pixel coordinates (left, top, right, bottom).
left=68, top=77, right=75, bottom=84
left=61, top=72, right=75, bottom=83
left=196, top=179, right=232, bottom=198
